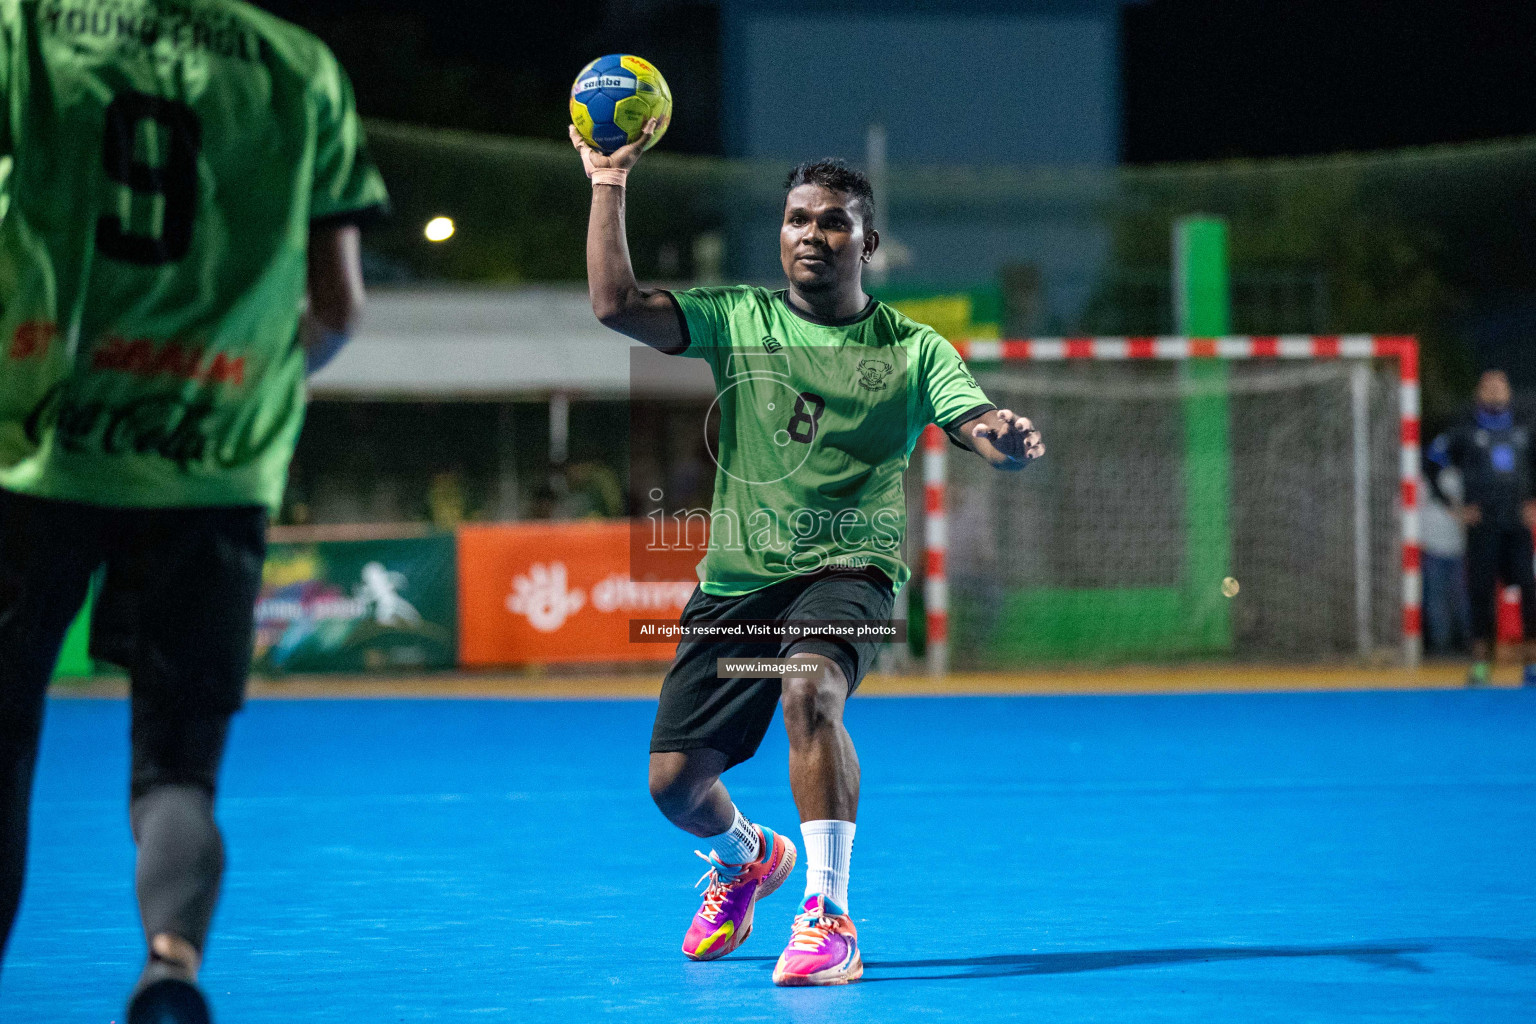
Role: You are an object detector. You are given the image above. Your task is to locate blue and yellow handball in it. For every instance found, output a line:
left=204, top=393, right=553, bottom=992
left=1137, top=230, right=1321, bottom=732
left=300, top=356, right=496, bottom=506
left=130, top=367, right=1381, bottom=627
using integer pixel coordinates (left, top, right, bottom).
left=569, top=54, right=672, bottom=154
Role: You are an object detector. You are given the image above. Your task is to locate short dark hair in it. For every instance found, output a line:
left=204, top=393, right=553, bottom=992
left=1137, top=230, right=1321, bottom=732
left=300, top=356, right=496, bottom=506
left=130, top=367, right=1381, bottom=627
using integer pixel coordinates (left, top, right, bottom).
left=784, top=159, right=875, bottom=234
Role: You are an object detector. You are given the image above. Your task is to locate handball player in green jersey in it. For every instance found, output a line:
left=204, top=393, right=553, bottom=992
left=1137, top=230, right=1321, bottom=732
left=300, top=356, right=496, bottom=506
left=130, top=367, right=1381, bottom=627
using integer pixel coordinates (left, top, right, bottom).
left=0, top=2, right=387, bottom=1019
left=572, top=121, right=1043, bottom=986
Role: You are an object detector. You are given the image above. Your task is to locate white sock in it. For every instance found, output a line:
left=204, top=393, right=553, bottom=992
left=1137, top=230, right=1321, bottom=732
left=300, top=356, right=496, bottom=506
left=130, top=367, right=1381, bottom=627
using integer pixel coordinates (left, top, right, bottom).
left=801, top=819, right=856, bottom=911
left=706, top=806, right=762, bottom=865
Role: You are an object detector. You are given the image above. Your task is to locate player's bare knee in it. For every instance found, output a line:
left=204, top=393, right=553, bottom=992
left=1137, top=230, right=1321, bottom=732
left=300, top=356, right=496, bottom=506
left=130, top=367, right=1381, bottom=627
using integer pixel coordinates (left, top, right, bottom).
left=647, top=754, right=710, bottom=818
left=781, top=671, right=844, bottom=743
left=648, top=776, right=690, bottom=818
left=646, top=757, right=685, bottom=810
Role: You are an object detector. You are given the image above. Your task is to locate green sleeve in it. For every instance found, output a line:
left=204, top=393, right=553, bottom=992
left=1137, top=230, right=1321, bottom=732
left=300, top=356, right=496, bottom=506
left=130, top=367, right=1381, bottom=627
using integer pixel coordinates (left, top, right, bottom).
left=667, top=286, right=748, bottom=367
left=919, top=329, right=993, bottom=429
left=0, top=1, right=13, bottom=162
left=309, top=46, right=389, bottom=225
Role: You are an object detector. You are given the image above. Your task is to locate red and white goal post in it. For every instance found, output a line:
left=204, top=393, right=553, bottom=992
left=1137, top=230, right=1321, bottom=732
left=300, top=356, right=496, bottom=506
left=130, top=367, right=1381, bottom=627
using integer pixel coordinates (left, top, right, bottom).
left=921, top=334, right=1422, bottom=676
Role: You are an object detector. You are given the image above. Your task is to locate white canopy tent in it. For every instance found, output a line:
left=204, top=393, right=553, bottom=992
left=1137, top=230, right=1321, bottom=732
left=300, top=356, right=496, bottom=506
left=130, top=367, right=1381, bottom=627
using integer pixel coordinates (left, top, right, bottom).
left=308, top=286, right=715, bottom=401
left=304, top=286, right=716, bottom=517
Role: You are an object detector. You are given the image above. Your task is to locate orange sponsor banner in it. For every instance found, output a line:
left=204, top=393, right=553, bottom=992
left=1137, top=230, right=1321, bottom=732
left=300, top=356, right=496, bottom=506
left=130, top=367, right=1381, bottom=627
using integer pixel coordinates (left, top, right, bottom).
left=457, top=521, right=700, bottom=666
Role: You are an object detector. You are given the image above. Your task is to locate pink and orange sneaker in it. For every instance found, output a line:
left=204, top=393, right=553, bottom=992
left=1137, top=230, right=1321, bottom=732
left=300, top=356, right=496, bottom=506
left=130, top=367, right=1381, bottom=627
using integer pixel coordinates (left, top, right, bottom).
left=682, top=826, right=797, bottom=961
left=771, top=895, right=863, bottom=986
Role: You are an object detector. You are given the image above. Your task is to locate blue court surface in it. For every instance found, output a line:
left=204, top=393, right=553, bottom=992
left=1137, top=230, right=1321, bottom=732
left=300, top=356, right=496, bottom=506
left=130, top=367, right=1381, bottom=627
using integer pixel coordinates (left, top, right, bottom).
left=4, top=690, right=1535, bottom=1022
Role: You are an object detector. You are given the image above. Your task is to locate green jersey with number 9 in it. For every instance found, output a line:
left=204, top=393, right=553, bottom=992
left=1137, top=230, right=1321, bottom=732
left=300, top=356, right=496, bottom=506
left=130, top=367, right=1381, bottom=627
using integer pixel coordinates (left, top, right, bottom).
left=668, top=285, right=995, bottom=596
left=0, top=0, right=387, bottom=511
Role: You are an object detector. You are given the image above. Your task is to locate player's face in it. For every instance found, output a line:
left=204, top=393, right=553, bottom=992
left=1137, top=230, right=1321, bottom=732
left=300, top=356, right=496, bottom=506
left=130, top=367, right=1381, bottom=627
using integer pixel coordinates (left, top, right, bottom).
left=1477, top=370, right=1511, bottom=410
left=780, top=185, right=875, bottom=292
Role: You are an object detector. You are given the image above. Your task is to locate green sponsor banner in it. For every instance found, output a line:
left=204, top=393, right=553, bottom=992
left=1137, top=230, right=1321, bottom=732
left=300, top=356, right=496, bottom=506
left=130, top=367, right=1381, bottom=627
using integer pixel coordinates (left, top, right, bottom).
left=255, top=536, right=458, bottom=674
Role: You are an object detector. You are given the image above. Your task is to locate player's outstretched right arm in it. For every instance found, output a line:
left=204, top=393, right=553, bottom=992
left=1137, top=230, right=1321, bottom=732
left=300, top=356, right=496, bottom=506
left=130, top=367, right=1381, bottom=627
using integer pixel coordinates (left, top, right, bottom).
left=571, top=121, right=685, bottom=354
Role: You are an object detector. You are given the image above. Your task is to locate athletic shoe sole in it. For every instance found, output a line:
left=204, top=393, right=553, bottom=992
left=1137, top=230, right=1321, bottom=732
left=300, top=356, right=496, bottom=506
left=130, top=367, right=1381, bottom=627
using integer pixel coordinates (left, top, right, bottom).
left=684, top=835, right=798, bottom=962
left=773, top=949, right=864, bottom=986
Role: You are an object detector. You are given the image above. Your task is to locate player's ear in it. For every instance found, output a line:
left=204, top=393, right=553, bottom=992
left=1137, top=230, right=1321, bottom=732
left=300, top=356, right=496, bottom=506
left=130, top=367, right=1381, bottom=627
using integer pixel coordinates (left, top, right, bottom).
left=862, top=228, right=880, bottom=263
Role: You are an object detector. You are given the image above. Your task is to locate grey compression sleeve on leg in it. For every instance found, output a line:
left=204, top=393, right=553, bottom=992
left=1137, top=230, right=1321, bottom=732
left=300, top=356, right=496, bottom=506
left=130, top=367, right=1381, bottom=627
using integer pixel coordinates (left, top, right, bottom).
left=131, top=785, right=225, bottom=954
left=130, top=710, right=232, bottom=955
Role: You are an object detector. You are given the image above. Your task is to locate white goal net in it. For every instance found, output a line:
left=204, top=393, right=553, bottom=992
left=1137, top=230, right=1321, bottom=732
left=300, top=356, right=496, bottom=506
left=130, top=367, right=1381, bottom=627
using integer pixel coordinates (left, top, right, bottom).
left=922, top=337, right=1419, bottom=672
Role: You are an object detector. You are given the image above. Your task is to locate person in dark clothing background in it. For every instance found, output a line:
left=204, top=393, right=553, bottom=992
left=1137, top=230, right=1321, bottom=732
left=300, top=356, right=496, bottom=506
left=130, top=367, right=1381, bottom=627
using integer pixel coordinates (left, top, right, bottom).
left=1426, top=369, right=1536, bottom=686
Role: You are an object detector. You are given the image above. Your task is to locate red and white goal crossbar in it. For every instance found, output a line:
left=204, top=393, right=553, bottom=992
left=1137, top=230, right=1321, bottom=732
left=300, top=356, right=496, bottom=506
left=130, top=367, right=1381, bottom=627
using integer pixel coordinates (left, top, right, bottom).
left=920, top=335, right=1423, bottom=675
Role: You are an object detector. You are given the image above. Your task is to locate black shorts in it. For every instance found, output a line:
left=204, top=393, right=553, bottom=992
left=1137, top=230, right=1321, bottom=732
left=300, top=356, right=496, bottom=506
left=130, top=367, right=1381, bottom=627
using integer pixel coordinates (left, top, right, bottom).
left=650, top=567, right=896, bottom=768
left=1464, top=522, right=1536, bottom=640
left=0, top=488, right=267, bottom=719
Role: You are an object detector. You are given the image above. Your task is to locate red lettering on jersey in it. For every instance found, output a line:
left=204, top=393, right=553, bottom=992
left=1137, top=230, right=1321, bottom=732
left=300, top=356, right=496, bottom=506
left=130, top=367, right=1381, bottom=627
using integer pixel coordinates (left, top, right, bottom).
left=119, top=339, right=156, bottom=375
left=206, top=353, right=246, bottom=386
left=91, top=336, right=126, bottom=370
left=148, top=342, right=200, bottom=380
left=9, top=321, right=58, bottom=360
left=88, top=336, right=246, bottom=385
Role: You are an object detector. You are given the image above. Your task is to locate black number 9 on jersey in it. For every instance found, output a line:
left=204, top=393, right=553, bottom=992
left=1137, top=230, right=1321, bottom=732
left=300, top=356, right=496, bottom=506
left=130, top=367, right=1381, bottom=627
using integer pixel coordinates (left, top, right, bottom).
left=95, top=91, right=203, bottom=265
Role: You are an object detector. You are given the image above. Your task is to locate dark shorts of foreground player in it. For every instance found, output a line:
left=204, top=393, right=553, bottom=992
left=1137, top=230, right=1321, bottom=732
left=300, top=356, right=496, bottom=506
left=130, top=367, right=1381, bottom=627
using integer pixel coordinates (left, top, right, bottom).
left=0, top=489, right=268, bottom=962
left=0, top=489, right=265, bottom=726
left=651, top=567, right=895, bottom=768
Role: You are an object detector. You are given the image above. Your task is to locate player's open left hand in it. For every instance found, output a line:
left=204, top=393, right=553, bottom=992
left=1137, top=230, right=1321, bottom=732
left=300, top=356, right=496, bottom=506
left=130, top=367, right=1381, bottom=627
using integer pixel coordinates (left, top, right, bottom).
left=569, top=118, right=659, bottom=177
left=972, top=409, right=1044, bottom=467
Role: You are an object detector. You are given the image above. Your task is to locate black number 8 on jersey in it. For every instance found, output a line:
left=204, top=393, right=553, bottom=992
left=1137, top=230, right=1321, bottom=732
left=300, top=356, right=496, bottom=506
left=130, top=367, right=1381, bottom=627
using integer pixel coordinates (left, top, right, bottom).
left=788, top=392, right=826, bottom=444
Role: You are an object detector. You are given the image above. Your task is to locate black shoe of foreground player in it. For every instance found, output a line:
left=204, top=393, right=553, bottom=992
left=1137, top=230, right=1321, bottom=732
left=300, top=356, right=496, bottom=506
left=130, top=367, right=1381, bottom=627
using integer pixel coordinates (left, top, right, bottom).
left=127, top=957, right=211, bottom=1024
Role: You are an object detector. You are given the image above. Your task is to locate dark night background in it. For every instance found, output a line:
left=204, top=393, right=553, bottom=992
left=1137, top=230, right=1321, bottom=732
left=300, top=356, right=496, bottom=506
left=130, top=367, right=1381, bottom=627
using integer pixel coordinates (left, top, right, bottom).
left=252, top=0, right=1536, bottom=162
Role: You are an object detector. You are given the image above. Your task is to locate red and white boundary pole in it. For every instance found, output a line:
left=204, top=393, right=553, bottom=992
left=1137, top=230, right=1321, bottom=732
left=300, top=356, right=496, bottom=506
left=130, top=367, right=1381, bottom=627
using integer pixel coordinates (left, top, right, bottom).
left=921, top=335, right=1422, bottom=676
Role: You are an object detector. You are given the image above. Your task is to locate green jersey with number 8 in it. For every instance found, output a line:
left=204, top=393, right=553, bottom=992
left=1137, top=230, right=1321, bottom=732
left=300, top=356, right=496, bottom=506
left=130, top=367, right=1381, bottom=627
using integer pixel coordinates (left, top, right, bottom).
left=669, top=285, right=994, bottom=596
left=0, top=0, right=387, bottom=510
